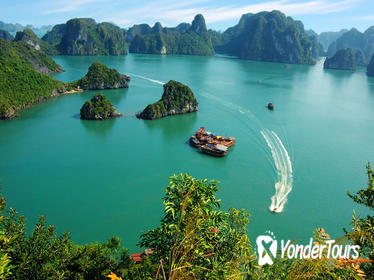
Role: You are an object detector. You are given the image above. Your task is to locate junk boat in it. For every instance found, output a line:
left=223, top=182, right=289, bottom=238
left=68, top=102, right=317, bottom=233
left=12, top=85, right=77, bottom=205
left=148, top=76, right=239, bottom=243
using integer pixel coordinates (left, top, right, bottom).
left=200, top=143, right=228, bottom=157
left=190, top=127, right=235, bottom=148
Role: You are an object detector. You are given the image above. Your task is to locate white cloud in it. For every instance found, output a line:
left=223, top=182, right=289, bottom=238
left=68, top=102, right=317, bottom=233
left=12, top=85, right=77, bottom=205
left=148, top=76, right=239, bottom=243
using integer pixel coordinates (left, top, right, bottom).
left=43, top=0, right=105, bottom=15
left=203, top=0, right=361, bottom=23
left=41, top=0, right=361, bottom=27
left=352, top=14, right=374, bottom=21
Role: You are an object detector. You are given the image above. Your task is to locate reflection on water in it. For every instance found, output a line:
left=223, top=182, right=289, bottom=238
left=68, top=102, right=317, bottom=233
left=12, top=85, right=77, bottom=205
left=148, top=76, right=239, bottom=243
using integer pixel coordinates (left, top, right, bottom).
left=142, top=112, right=198, bottom=141
left=80, top=118, right=116, bottom=137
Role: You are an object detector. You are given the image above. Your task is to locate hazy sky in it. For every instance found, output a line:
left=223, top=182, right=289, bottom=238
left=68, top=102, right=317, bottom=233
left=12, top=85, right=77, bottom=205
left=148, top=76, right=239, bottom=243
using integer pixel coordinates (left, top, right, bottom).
left=1, top=0, right=374, bottom=33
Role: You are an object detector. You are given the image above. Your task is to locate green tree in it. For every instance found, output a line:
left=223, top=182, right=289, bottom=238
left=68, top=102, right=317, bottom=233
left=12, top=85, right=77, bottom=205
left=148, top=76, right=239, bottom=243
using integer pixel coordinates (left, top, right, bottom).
left=139, top=174, right=254, bottom=279
left=0, top=190, right=131, bottom=280
left=346, top=162, right=374, bottom=278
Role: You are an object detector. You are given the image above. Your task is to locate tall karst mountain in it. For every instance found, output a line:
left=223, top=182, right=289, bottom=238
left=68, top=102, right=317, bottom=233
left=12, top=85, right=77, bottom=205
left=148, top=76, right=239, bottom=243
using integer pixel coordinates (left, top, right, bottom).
left=128, top=14, right=215, bottom=56
left=40, top=18, right=127, bottom=56
left=211, top=10, right=320, bottom=64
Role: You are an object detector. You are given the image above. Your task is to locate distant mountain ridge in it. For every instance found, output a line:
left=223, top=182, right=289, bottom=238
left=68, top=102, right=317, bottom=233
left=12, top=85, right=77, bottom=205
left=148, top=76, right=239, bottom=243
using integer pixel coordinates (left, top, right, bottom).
left=0, top=20, right=52, bottom=37
left=318, top=29, right=348, bottom=51
left=326, top=27, right=374, bottom=65
left=128, top=14, right=215, bottom=56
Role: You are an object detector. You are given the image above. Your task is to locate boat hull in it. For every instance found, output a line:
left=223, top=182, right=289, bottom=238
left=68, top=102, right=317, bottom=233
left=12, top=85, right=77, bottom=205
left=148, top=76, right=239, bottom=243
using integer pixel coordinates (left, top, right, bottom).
left=200, top=146, right=227, bottom=157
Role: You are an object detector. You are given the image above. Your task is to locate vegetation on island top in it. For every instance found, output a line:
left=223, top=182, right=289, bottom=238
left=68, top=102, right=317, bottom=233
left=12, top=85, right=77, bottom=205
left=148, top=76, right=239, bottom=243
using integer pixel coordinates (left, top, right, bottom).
left=211, top=10, right=320, bottom=65
left=0, top=39, right=64, bottom=119
left=80, top=94, right=119, bottom=120
left=40, top=18, right=127, bottom=56
left=0, top=164, right=373, bottom=279
left=70, top=61, right=130, bottom=90
left=324, top=48, right=356, bottom=71
left=137, top=80, right=198, bottom=120
left=14, top=28, right=59, bottom=56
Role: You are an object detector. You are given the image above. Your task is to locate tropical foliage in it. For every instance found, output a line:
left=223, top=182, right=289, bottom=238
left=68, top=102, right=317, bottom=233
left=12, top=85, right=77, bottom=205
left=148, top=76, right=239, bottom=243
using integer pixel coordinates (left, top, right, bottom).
left=72, top=61, right=129, bottom=90
left=0, top=165, right=373, bottom=279
left=0, top=39, right=64, bottom=119
left=346, top=163, right=374, bottom=278
left=139, top=174, right=254, bottom=279
left=80, top=94, right=116, bottom=120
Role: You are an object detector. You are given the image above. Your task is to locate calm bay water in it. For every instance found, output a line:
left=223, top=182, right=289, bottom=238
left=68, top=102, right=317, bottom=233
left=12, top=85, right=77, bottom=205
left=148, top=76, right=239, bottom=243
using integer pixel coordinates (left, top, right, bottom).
left=1, top=54, right=374, bottom=251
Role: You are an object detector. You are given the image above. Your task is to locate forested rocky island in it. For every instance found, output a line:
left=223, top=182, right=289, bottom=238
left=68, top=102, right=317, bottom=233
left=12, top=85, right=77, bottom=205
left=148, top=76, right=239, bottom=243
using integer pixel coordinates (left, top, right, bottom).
left=324, top=48, right=356, bottom=70
left=69, top=61, right=130, bottom=90
left=137, top=80, right=198, bottom=120
left=80, top=94, right=121, bottom=120
left=210, top=11, right=320, bottom=64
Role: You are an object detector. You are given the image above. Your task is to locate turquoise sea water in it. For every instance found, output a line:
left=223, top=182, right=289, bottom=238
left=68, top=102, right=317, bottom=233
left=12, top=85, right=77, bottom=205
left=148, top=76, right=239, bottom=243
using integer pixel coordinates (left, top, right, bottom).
left=0, top=54, right=373, bottom=251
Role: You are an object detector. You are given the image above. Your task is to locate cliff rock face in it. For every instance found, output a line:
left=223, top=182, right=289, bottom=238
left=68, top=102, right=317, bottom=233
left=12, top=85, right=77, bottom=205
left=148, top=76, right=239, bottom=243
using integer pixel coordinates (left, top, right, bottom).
left=125, top=24, right=153, bottom=43
left=326, top=27, right=374, bottom=65
left=14, top=28, right=57, bottom=54
left=42, top=24, right=66, bottom=45
left=80, top=94, right=120, bottom=120
left=355, top=49, right=368, bottom=66
left=56, top=18, right=127, bottom=55
left=367, top=54, right=374, bottom=76
left=213, top=11, right=319, bottom=64
left=73, top=61, right=130, bottom=90
left=129, top=15, right=214, bottom=56
left=323, top=48, right=356, bottom=70
left=0, top=29, right=13, bottom=41
left=137, top=80, right=198, bottom=120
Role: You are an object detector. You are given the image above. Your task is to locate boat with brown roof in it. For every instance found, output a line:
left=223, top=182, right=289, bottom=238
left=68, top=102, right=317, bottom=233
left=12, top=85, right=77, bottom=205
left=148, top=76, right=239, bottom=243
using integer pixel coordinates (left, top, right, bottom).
left=189, top=127, right=235, bottom=149
left=200, top=143, right=228, bottom=157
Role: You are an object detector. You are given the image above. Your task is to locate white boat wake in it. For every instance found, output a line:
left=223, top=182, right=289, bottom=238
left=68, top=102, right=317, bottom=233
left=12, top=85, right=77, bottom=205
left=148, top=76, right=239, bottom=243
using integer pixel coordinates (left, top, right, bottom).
left=261, top=129, right=293, bottom=213
left=128, top=73, right=165, bottom=85
left=134, top=75, right=294, bottom=213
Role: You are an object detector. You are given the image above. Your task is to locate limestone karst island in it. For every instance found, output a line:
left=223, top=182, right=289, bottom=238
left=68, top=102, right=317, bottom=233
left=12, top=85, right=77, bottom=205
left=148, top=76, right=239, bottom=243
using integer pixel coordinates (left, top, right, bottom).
left=0, top=1, right=374, bottom=279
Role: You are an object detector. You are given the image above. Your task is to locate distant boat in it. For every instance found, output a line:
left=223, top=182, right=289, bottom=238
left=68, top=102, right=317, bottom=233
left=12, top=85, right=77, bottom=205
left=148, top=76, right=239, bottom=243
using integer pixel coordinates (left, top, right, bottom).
left=268, top=103, right=274, bottom=110
left=200, top=143, right=228, bottom=157
left=272, top=207, right=278, bottom=213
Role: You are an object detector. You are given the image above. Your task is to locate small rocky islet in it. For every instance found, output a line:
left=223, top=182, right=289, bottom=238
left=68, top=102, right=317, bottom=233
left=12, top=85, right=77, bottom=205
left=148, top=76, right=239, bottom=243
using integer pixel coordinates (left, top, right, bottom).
left=80, top=94, right=121, bottom=120
left=136, top=80, right=198, bottom=120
